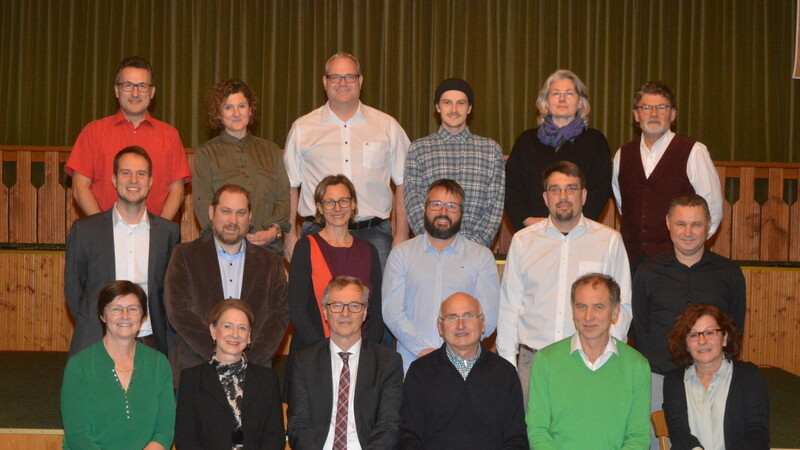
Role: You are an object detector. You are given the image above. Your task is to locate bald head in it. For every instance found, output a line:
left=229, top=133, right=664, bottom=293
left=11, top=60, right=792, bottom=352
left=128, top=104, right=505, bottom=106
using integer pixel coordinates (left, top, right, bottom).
left=437, top=293, right=485, bottom=359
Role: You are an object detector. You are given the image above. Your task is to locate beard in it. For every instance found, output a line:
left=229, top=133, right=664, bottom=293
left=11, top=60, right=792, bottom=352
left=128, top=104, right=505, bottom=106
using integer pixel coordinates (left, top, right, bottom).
left=424, top=214, right=461, bottom=240
left=551, top=201, right=577, bottom=223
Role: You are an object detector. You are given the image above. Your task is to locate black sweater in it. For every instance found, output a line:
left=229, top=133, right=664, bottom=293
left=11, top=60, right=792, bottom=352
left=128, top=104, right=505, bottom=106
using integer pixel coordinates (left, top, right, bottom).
left=505, top=127, right=612, bottom=231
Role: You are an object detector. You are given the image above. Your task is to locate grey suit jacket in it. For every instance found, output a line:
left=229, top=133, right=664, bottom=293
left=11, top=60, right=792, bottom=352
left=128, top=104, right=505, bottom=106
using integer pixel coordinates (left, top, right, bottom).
left=287, top=339, right=404, bottom=449
left=165, top=234, right=289, bottom=387
left=64, top=209, right=181, bottom=356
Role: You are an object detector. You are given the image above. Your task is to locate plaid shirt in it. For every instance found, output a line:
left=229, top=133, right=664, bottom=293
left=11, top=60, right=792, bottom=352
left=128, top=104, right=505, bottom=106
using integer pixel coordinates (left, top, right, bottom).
left=446, top=344, right=482, bottom=380
left=404, top=127, right=505, bottom=247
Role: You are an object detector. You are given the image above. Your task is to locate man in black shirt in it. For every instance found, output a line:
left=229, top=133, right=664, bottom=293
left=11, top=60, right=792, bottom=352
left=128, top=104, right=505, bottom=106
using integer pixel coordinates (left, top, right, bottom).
left=632, top=193, right=745, bottom=449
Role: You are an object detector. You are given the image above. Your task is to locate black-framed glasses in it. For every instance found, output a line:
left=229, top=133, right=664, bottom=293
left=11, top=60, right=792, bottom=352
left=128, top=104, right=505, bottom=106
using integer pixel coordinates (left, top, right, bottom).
left=326, top=74, right=360, bottom=83
left=105, top=305, right=143, bottom=316
left=686, top=329, right=722, bottom=341
left=116, top=82, right=153, bottom=92
left=438, top=312, right=484, bottom=323
left=326, top=302, right=365, bottom=313
left=545, top=185, right=582, bottom=195
left=636, top=104, right=671, bottom=113
left=426, top=200, right=462, bottom=213
left=320, top=198, right=352, bottom=210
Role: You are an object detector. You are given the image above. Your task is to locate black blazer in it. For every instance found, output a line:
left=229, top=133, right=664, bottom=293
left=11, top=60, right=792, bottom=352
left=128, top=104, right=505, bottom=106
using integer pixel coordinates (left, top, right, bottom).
left=287, top=339, right=403, bottom=449
left=176, top=361, right=285, bottom=449
left=64, top=209, right=180, bottom=356
left=663, top=360, right=769, bottom=449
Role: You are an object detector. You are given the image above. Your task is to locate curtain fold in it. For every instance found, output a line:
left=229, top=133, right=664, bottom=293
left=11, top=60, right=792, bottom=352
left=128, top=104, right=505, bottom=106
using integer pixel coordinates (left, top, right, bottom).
left=1, top=0, right=798, bottom=162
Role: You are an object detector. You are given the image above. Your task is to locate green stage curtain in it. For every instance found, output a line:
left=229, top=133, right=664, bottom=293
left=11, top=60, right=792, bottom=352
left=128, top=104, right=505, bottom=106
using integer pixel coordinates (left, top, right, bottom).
left=1, top=0, right=798, bottom=162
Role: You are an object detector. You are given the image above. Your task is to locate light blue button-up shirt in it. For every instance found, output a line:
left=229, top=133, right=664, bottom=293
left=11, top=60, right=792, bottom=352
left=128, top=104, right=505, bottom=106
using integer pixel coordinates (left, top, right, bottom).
left=214, top=238, right=246, bottom=299
left=382, top=233, right=499, bottom=372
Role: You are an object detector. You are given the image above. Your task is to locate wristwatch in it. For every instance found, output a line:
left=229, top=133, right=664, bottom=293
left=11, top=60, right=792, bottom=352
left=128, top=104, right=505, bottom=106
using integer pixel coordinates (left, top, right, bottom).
left=271, top=223, right=282, bottom=239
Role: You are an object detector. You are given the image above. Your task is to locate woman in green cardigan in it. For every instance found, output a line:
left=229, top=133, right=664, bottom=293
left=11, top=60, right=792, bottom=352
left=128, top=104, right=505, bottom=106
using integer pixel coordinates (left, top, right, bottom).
left=61, top=280, right=175, bottom=449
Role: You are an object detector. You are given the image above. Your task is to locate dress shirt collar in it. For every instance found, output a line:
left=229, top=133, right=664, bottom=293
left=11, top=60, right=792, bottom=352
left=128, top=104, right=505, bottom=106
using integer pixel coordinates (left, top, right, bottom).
left=639, top=129, right=675, bottom=155
left=423, top=232, right=463, bottom=255
left=543, top=214, right=589, bottom=240
left=219, top=129, right=253, bottom=147
left=111, top=203, right=150, bottom=230
left=570, top=333, right=618, bottom=371
left=436, top=125, right=472, bottom=142
left=684, top=358, right=732, bottom=384
left=320, top=101, right=368, bottom=125
left=330, top=338, right=363, bottom=361
left=445, top=343, right=481, bottom=380
left=664, top=246, right=712, bottom=269
left=214, top=236, right=246, bottom=257
left=112, top=109, right=154, bottom=128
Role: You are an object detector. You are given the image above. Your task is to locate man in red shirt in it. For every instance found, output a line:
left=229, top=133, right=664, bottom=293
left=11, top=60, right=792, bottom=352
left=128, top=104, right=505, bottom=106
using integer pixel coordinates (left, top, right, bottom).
left=66, top=56, right=191, bottom=220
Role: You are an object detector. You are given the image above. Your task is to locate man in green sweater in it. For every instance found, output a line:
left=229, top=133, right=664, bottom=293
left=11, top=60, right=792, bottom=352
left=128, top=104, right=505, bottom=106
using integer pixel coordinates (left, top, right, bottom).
left=527, top=273, right=651, bottom=449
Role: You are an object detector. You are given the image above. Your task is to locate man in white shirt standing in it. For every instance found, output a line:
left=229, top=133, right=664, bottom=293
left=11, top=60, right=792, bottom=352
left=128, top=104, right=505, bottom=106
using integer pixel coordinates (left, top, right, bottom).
left=612, top=81, right=723, bottom=275
left=288, top=276, right=404, bottom=449
left=65, top=146, right=181, bottom=356
left=283, top=52, right=411, bottom=268
left=497, top=161, right=632, bottom=406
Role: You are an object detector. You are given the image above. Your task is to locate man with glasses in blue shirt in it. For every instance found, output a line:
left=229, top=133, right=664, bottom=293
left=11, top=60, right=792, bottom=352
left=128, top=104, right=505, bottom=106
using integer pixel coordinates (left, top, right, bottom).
left=383, top=179, right=500, bottom=372
left=399, top=293, right=527, bottom=449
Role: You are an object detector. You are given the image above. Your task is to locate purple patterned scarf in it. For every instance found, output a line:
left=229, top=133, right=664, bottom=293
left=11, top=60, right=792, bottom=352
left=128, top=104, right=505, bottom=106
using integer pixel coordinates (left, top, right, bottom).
left=537, top=115, right=587, bottom=150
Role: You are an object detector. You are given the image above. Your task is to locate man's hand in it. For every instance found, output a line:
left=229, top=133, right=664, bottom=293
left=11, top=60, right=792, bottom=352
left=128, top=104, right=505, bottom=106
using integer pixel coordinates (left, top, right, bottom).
left=416, top=348, right=436, bottom=358
left=246, top=228, right=279, bottom=247
left=522, top=217, right=546, bottom=227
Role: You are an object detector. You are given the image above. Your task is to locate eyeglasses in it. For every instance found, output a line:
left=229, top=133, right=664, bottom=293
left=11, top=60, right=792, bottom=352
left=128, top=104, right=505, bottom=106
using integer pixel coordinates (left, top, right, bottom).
left=320, top=198, right=352, bottom=210
left=546, top=185, right=582, bottom=195
left=438, top=312, right=484, bottom=323
left=686, top=329, right=722, bottom=341
left=426, top=200, right=462, bottom=213
left=326, top=302, right=365, bottom=313
left=116, top=82, right=153, bottom=93
left=636, top=104, right=671, bottom=113
left=549, top=89, right=576, bottom=98
left=326, top=74, right=360, bottom=83
left=105, top=305, right=143, bottom=316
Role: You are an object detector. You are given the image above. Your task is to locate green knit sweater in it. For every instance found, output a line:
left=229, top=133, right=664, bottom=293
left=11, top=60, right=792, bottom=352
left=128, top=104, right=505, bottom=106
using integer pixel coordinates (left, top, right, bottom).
left=526, top=337, right=651, bottom=449
left=61, top=341, right=175, bottom=449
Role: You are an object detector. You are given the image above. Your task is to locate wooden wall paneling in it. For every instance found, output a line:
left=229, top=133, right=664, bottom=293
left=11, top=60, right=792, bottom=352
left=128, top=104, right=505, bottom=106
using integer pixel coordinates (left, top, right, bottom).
left=37, top=152, right=67, bottom=244
left=8, top=152, right=37, bottom=243
left=0, top=252, right=71, bottom=351
left=65, top=189, right=79, bottom=237
left=790, top=176, right=800, bottom=261
left=740, top=268, right=800, bottom=376
left=0, top=431, right=64, bottom=450
left=760, top=168, right=790, bottom=261
left=731, top=167, right=760, bottom=260
left=180, top=152, right=200, bottom=243
left=709, top=166, right=732, bottom=258
left=0, top=150, right=8, bottom=241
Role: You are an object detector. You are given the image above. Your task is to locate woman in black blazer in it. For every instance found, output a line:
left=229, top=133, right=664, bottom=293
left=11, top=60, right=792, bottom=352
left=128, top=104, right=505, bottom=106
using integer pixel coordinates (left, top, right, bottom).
left=176, top=299, right=285, bottom=449
left=663, top=304, right=769, bottom=449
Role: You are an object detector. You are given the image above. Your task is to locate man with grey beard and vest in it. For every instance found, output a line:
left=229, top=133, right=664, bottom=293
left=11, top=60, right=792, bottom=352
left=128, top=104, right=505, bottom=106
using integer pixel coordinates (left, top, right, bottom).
left=612, top=81, right=723, bottom=276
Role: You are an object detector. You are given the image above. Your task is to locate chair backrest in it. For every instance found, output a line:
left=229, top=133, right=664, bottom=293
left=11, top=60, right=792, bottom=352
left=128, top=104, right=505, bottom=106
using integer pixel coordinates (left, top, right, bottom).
left=651, top=409, right=670, bottom=450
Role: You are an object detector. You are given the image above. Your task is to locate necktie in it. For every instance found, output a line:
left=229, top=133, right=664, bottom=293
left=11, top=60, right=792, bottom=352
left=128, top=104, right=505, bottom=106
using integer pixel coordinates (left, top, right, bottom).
left=333, top=352, right=351, bottom=450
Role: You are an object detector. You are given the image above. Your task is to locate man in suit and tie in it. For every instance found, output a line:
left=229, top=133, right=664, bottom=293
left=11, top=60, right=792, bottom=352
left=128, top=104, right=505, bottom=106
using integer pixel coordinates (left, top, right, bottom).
left=165, top=184, right=288, bottom=387
left=288, top=276, right=404, bottom=449
left=65, top=145, right=181, bottom=356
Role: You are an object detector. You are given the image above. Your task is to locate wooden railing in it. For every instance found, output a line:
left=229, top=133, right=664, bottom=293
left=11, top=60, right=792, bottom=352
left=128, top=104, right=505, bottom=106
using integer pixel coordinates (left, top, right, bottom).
left=2, top=145, right=800, bottom=263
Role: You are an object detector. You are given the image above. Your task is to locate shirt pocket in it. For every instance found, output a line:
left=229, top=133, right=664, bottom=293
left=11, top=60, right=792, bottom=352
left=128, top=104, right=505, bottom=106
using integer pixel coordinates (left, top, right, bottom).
left=362, top=141, right=389, bottom=170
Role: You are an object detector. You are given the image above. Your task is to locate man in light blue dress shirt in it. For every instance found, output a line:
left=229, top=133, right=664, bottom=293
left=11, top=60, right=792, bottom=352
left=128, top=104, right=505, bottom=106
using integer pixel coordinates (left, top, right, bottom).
left=383, top=179, right=500, bottom=372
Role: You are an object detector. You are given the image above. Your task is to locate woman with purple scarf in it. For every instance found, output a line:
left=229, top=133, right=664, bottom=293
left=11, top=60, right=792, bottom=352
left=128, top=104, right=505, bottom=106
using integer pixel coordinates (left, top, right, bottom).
left=505, top=69, right=612, bottom=231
